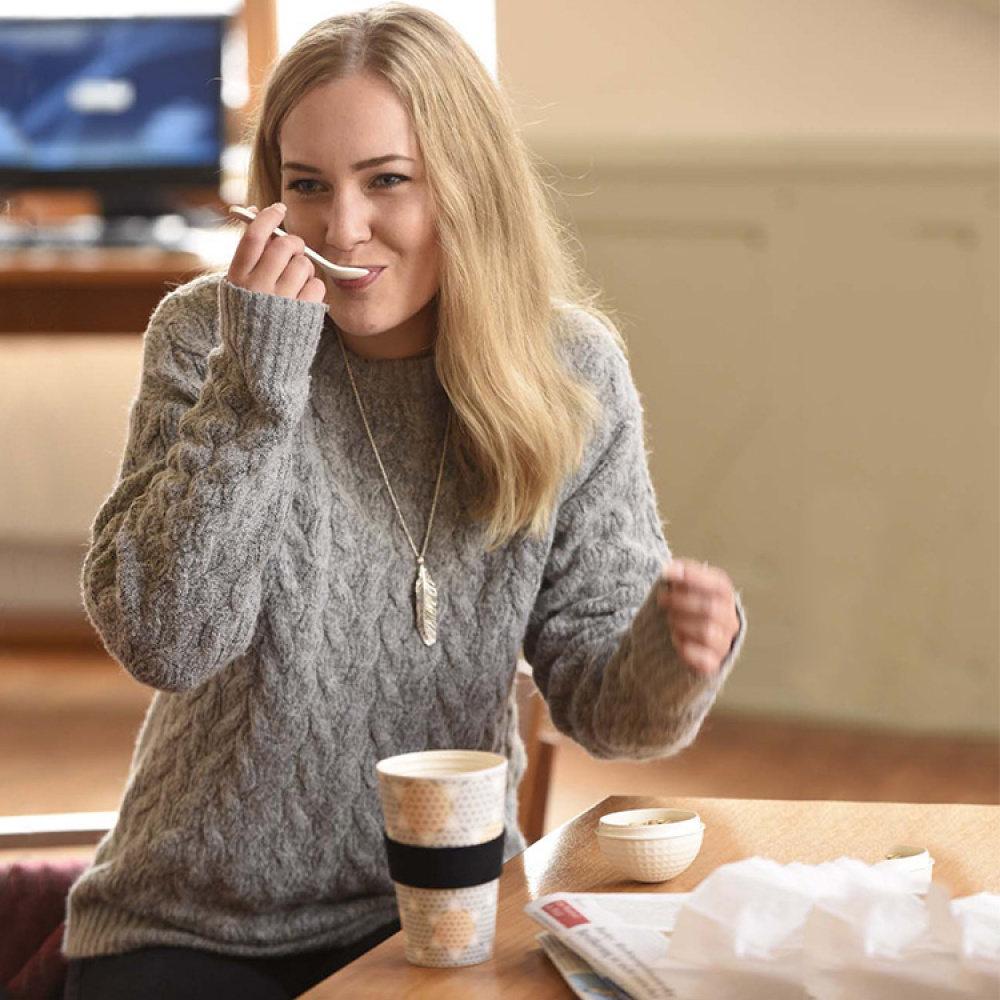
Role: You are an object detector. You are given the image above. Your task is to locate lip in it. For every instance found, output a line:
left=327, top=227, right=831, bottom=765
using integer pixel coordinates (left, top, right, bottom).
left=331, top=267, right=385, bottom=291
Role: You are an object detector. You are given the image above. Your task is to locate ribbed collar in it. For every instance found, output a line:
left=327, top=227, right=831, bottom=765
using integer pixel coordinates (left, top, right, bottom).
left=314, top=325, right=445, bottom=404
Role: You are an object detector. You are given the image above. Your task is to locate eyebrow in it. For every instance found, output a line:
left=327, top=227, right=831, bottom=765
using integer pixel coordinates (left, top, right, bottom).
left=280, top=155, right=416, bottom=173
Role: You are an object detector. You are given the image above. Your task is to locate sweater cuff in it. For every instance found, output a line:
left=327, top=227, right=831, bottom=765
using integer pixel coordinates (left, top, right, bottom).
left=218, top=279, right=327, bottom=400
left=628, top=578, right=746, bottom=697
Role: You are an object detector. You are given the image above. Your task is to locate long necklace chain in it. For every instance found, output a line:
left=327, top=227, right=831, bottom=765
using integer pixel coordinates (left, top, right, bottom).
left=337, top=332, right=450, bottom=646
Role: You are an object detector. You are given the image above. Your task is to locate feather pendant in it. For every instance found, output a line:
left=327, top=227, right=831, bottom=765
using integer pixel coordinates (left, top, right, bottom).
left=415, top=560, right=439, bottom=646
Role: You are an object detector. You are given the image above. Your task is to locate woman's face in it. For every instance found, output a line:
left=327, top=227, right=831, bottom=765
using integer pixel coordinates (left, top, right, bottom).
left=278, top=72, right=441, bottom=360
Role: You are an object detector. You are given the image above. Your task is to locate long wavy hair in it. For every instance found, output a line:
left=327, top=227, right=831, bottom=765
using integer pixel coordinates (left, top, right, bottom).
left=245, top=3, right=623, bottom=549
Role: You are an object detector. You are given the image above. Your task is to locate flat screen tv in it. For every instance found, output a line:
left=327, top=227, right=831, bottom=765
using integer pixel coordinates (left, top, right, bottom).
left=0, top=14, right=228, bottom=221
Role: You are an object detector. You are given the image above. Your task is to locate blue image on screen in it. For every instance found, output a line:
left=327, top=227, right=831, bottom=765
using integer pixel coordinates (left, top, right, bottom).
left=0, top=18, right=223, bottom=172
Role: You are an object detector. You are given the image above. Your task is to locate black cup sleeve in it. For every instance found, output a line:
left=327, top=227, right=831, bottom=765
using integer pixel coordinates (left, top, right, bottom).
left=384, top=831, right=505, bottom=890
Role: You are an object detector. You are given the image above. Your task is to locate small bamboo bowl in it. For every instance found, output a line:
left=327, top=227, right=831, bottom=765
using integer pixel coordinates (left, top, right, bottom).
left=596, top=807, right=705, bottom=883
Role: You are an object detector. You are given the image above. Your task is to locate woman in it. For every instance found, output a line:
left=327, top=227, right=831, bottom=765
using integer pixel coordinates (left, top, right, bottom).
left=62, top=4, right=746, bottom=998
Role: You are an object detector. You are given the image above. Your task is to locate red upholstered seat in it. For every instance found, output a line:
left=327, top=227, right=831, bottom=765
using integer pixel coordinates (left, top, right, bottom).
left=1, top=860, right=89, bottom=1000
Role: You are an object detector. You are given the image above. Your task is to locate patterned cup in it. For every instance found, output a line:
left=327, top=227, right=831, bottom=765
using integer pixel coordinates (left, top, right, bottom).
left=376, top=750, right=508, bottom=967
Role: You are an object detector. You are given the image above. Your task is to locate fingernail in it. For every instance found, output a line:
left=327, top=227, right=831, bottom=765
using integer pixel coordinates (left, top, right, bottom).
left=274, top=202, right=287, bottom=214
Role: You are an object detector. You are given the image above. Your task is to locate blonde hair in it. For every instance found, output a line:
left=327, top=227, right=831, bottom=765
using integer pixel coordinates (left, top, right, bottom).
left=246, top=2, right=624, bottom=549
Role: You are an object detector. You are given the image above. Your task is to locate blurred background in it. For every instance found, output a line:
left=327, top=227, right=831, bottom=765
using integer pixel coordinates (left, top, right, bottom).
left=0, top=0, right=997, bottom=838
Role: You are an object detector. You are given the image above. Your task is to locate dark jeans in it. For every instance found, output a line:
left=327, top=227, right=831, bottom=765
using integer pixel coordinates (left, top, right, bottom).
left=63, top=920, right=401, bottom=1000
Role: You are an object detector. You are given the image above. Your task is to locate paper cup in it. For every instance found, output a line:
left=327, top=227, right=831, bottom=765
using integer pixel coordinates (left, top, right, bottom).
left=376, top=750, right=507, bottom=967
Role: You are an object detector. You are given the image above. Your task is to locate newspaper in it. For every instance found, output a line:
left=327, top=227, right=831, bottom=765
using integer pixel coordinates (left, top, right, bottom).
left=526, top=892, right=690, bottom=1000
left=536, top=932, right=634, bottom=1000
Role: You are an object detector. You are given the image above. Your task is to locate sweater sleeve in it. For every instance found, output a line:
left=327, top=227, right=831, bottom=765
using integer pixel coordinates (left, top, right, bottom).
left=81, top=277, right=328, bottom=692
left=522, top=314, right=747, bottom=760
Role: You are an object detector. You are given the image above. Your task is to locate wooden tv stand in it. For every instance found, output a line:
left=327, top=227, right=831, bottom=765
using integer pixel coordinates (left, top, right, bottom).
left=0, top=247, right=227, bottom=335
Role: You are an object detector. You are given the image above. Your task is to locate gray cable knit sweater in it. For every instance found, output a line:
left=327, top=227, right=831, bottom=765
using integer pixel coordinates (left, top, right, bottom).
left=63, top=274, right=745, bottom=959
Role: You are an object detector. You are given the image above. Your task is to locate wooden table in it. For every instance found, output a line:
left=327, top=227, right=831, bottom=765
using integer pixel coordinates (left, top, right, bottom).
left=303, top=794, right=1000, bottom=999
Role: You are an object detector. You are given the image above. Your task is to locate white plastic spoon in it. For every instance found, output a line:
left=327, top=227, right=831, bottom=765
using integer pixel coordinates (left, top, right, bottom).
left=227, top=205, right=369, bottom=280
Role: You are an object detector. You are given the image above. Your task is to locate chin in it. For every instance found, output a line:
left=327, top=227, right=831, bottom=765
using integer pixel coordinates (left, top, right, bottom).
left=329, top=320, right=390, bottom=339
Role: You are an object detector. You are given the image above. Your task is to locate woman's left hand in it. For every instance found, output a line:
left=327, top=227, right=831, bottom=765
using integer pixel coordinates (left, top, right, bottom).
left=657, top=558, right=740, bottom=675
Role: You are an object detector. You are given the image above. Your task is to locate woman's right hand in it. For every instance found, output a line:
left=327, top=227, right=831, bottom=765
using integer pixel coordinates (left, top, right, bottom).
left=226, top=202, right=327, bottom=306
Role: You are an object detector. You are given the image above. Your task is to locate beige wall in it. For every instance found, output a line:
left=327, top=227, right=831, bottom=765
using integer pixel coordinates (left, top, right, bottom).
left=498, top=0, right=1000, bottom=735
left=497, top=0, right=998, bottom=142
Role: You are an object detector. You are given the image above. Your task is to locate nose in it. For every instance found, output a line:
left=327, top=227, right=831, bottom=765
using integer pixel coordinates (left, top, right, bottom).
left=322, top=190, right=372, bottom=255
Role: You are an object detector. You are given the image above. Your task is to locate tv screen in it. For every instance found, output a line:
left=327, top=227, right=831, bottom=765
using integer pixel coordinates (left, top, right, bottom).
left=0, top=16, right=225, bottom=187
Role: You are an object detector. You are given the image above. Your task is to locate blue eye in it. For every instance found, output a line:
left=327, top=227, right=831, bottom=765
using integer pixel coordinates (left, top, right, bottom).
left=372, top=173, right=409, bottom=189
left=286, top=178, right=322, bottom=196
